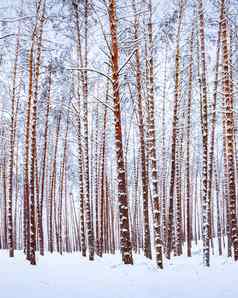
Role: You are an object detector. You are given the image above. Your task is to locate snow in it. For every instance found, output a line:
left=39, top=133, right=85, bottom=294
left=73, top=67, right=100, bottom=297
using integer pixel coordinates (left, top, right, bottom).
left=0, top=244, right=237, bottom=298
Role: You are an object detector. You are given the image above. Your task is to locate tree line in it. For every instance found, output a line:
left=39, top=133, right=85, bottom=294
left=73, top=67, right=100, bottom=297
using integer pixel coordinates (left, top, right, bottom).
left=0, top=0, right=237, bottom=268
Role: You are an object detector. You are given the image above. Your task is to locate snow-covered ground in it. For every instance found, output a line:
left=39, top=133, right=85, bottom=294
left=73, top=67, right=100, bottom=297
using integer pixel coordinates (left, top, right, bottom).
left=0, top=245, right=237, bottom=298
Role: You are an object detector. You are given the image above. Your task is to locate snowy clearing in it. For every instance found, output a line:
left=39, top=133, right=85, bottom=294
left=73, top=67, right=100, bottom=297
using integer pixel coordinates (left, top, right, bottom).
left=0, top=247, right=237, bottom=298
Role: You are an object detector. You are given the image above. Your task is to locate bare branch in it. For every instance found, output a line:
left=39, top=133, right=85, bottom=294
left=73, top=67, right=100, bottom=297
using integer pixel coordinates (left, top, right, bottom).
left=118, top=49, right=136, bottom=74
left=93, top=96, right=114, bottom=112
left=67, top=67, right=113, bottom=83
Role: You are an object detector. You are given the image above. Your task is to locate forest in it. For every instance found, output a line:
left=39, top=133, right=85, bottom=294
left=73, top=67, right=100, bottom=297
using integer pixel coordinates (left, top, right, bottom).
left=0, top=0, right=238, bottom=296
